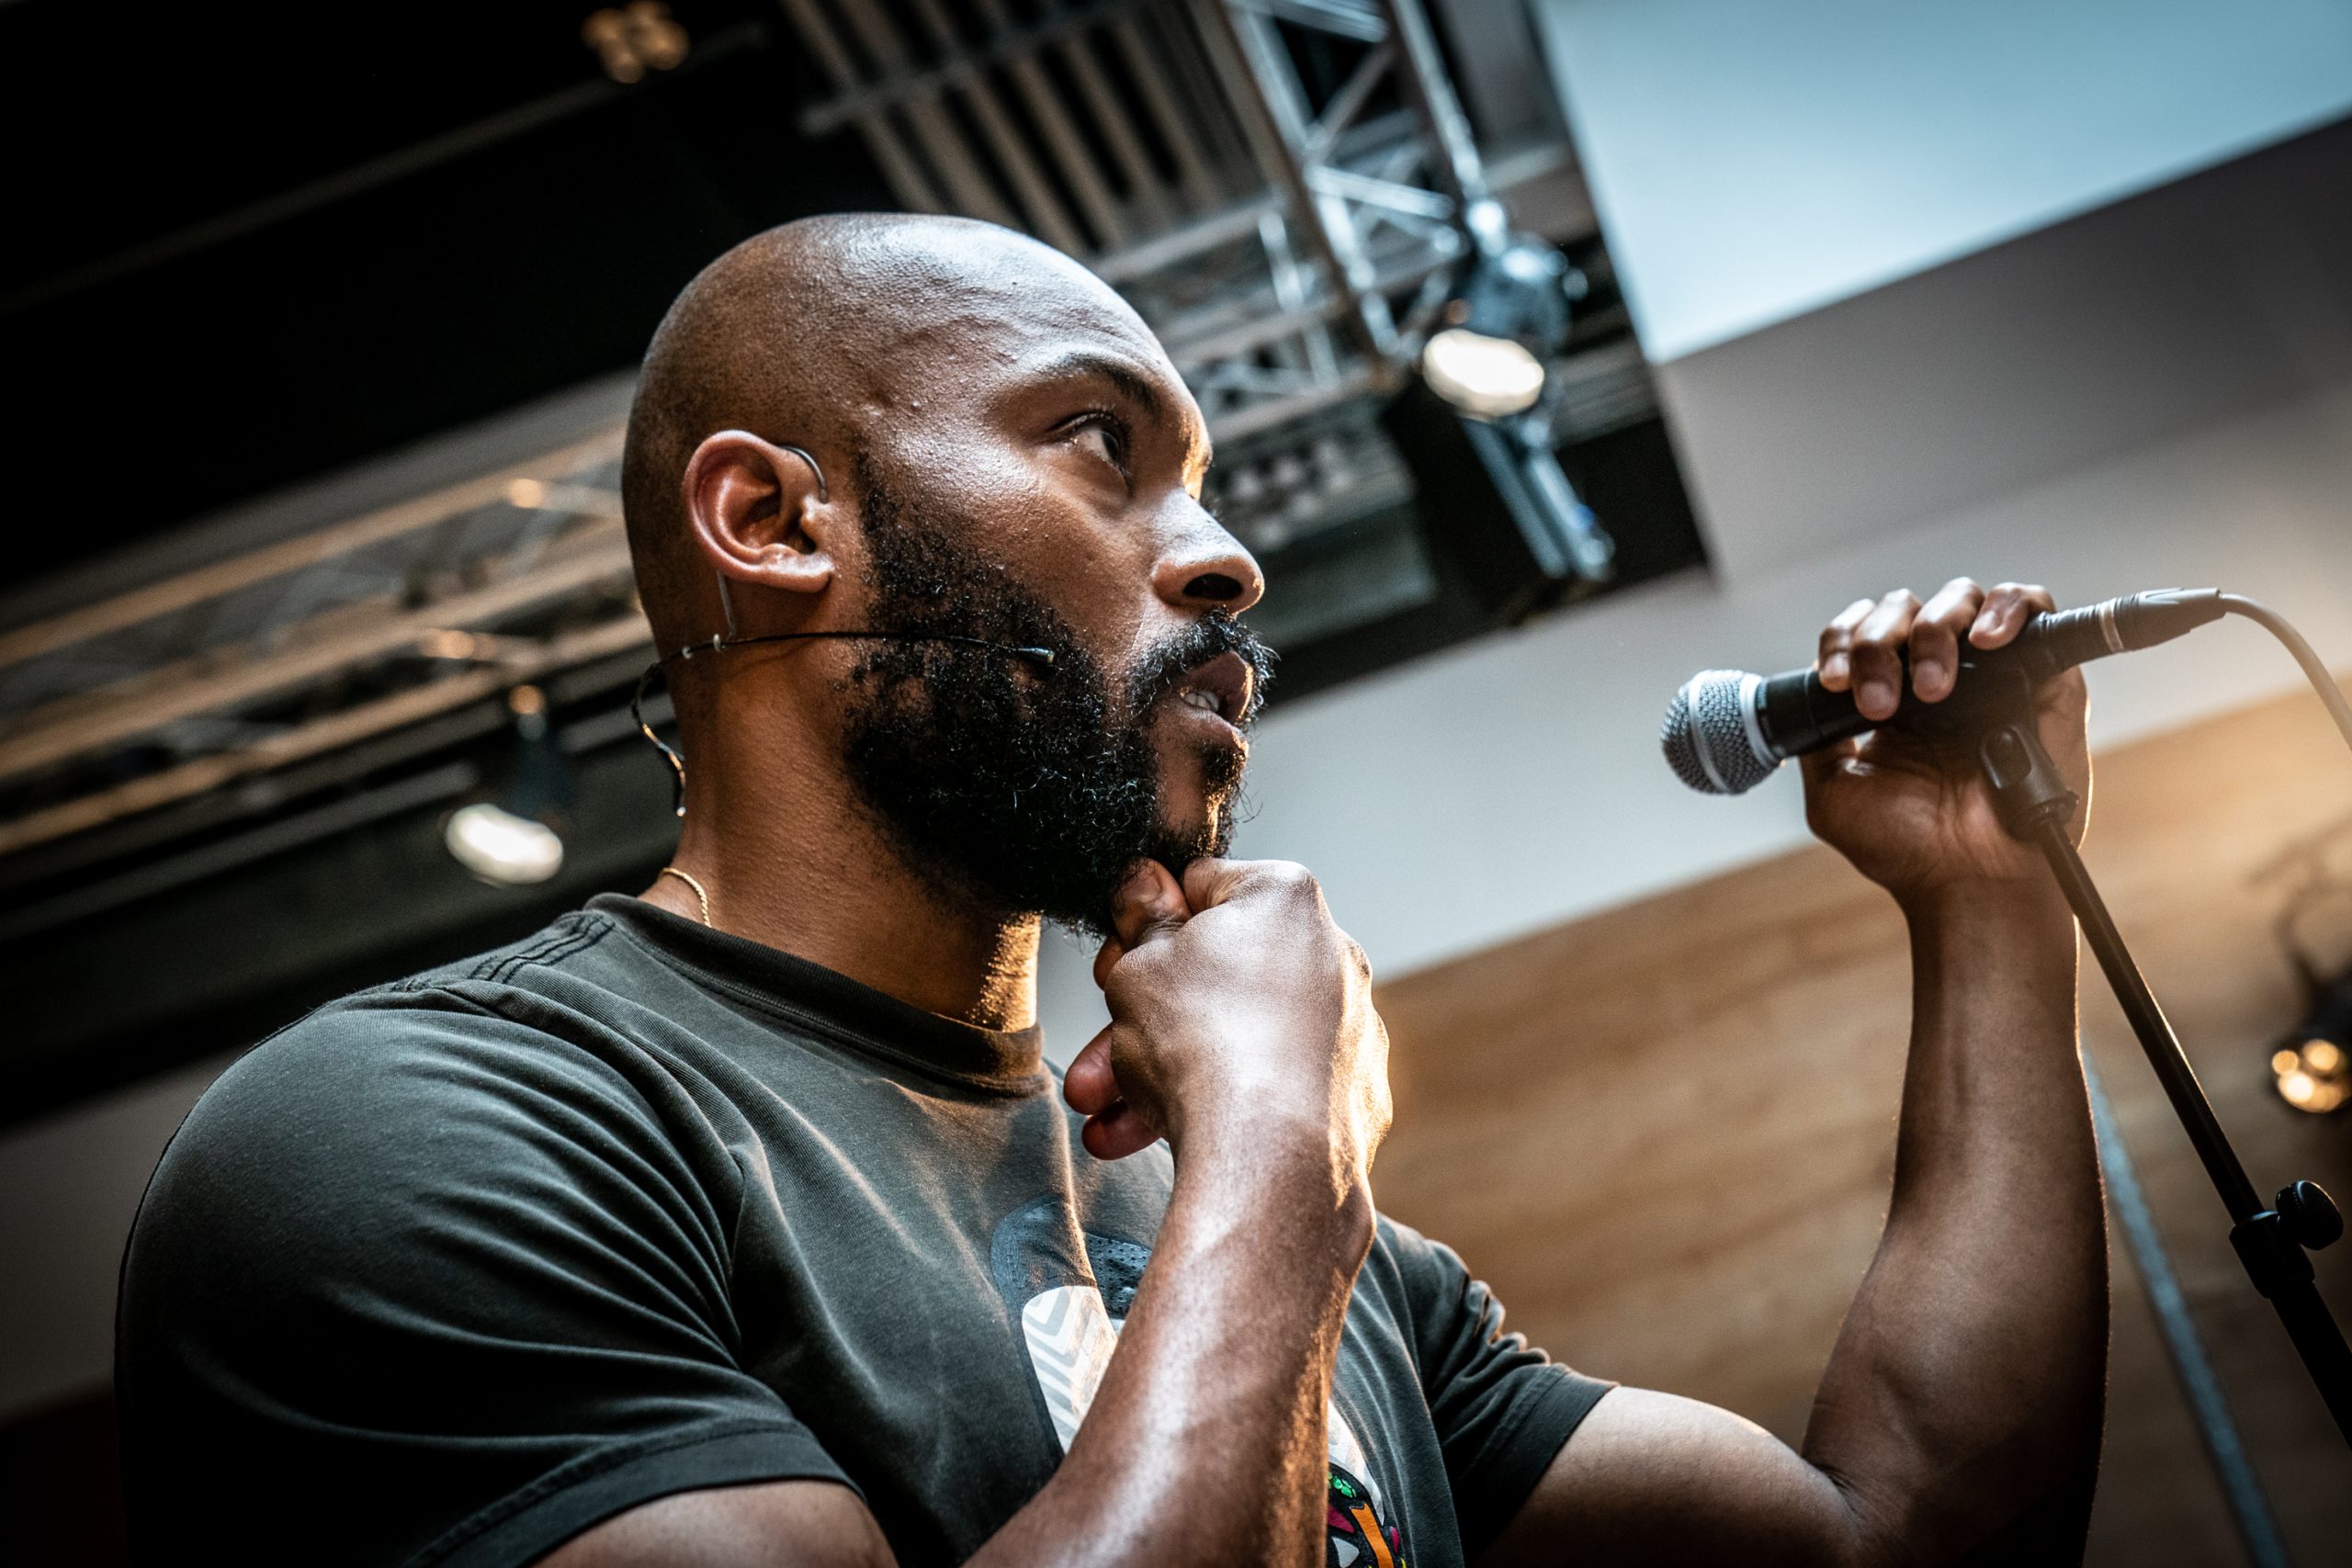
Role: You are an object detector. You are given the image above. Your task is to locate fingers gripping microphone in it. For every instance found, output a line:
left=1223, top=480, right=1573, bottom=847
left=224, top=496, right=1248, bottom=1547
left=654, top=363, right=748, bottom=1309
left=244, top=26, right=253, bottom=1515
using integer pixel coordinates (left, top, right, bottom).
left=1662, top=589, right=2226, bottom=795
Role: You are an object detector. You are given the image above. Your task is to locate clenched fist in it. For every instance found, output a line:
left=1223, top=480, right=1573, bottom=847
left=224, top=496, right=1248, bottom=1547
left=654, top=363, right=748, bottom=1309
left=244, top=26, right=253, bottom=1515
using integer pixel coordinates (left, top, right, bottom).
left=1064, top=859, right=1392, bottom=1207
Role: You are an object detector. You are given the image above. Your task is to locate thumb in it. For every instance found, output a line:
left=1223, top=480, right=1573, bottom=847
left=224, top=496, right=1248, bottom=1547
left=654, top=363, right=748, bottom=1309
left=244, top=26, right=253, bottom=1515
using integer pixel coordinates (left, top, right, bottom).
left=1063, top=1028, right=1121, bottom=1117
left=1110, top=859, right=1190, bottom=953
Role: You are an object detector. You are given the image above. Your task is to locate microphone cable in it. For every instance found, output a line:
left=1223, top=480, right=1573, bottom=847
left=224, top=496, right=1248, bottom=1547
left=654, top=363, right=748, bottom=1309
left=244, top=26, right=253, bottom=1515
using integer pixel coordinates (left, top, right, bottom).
left=2221, top=594, right=2352, bottom=758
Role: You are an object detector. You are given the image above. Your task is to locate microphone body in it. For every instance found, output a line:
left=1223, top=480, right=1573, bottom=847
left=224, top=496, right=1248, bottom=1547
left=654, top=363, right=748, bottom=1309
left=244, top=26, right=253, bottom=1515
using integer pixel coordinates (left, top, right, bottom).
left=1664, top=589, right=2225, bottom=795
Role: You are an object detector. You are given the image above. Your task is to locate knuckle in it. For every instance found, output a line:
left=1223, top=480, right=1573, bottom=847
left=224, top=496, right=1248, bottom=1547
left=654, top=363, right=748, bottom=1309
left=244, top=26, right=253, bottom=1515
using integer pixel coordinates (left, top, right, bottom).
left=1267, top=861, right=1321, bottom=900
left=1139, top=909, right=1188, bottom=942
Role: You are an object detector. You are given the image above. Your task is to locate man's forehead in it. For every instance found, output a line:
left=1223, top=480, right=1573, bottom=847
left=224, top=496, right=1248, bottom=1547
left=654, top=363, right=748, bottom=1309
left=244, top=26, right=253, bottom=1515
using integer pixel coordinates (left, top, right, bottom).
left=884, top=245, right=1161, bottom=364
left=855, top=227, right=1207, bottom=463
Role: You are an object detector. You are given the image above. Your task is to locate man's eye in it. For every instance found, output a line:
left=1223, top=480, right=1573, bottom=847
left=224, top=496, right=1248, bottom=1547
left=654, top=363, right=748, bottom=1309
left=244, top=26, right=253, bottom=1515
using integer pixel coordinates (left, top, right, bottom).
left=1068, top=414, right=1128, bottom=474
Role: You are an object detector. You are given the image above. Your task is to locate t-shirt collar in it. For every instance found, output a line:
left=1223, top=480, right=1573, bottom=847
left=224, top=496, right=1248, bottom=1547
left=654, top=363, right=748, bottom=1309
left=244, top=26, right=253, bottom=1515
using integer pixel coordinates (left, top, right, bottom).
left=586, top=892, right=1047, bottom=1090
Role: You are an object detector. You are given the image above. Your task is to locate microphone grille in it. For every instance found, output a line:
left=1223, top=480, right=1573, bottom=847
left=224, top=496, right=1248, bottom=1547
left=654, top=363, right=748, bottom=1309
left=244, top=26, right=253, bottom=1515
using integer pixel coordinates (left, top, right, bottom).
left=1660, top=685, right=1714, bottom=794
left=1660, top=671, right=1778, bottom=795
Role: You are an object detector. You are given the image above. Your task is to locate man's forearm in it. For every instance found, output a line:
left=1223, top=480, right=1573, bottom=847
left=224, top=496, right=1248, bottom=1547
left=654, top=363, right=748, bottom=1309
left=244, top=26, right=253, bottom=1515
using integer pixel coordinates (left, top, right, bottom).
left=1804, top=885, right=2107, bottom=1558
left=969, top=1127, right=1372, bottom=1568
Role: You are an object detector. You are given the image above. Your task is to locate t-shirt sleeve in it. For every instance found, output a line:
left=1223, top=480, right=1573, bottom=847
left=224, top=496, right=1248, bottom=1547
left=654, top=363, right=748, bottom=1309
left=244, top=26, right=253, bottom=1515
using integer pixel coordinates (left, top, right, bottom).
left=117, top=989, right=852, bottom=1568
left=1382, top=1217, right=1615, bottom=1562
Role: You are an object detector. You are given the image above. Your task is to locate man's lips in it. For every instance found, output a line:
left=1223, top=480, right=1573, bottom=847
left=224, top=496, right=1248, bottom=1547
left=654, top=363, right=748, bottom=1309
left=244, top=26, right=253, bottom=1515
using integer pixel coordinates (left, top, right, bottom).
left=1167, top=649, right=1253, bottom=731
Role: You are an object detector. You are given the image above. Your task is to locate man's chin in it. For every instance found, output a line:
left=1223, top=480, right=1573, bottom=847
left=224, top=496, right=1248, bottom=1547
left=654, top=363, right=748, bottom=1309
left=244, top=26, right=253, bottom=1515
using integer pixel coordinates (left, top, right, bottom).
left=1151, top=736, right=1246, bottom=840
left=1145, top=801, right=1237, bottom=874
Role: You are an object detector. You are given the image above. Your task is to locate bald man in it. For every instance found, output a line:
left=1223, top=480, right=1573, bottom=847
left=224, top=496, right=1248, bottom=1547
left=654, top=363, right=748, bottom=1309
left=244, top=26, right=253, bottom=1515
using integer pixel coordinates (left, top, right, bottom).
left=119, top=216, right=2107, bottom=1567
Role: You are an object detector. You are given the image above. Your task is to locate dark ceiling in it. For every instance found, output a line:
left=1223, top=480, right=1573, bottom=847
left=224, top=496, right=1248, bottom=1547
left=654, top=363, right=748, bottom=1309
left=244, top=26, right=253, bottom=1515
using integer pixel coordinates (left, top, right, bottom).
left=1, top=0, right=894, bottom=592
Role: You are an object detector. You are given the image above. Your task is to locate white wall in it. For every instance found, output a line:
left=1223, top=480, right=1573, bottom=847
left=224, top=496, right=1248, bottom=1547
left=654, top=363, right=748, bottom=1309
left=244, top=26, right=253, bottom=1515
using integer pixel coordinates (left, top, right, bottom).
left=1534, top=0, right=2352, bottom=361
left=1645, top=115, right=2352, bottom=583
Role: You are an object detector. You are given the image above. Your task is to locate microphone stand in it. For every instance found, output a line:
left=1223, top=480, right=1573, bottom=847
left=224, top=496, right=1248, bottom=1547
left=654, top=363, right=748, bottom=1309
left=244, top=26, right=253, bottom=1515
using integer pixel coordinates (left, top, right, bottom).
left=1933, top=670, right=2352, bottom=1446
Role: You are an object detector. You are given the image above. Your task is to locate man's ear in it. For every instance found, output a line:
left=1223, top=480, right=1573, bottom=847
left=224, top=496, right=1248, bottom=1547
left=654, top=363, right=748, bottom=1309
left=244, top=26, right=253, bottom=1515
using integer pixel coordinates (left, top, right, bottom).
left=680, top=430, right=836, bottom=600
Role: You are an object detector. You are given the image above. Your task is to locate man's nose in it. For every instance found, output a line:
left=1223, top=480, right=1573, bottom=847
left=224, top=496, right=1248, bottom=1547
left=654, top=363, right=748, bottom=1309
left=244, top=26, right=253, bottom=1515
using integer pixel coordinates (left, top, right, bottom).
left=1152, top=511, right=1264, bottom=615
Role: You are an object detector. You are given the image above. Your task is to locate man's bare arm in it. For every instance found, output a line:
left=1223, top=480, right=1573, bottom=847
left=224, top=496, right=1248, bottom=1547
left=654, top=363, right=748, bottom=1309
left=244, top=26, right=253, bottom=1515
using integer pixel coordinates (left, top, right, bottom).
left=547, top=859, right=1390, bottom=1568
left=1485, top=581, right=2109, bottom=1566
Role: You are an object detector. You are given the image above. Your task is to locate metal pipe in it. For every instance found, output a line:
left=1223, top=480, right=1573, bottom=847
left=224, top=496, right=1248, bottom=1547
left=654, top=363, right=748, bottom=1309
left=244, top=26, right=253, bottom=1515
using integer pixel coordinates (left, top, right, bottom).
left=899, top=0, right=1090, bottom=253
left=1190, top=0, right=1386, bottom=366
left=771, top=0, right=948, bottom=210
left=821, top=0, right=1023, bottom=228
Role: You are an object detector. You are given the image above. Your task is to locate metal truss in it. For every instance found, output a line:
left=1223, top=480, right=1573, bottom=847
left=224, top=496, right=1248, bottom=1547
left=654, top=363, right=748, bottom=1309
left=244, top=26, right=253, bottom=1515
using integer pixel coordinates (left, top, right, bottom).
left=0, top=436, right=647, bottom=861
left=0, top=0, right=1648, bottom=874
left=782, top=0, right=1513, bottom=444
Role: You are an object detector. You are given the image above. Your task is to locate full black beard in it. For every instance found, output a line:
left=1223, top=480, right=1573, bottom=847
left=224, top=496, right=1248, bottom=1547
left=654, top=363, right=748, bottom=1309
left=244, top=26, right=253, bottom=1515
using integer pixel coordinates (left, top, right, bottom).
left=839, top=454, right=1275, bottom=937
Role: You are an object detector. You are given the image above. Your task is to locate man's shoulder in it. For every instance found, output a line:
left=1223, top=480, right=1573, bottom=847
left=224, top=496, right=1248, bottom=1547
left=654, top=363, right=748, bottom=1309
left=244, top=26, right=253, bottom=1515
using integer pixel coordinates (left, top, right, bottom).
left=167, top=910, right=661, bottom=1177
left=368, top=904, right=626, bottom=999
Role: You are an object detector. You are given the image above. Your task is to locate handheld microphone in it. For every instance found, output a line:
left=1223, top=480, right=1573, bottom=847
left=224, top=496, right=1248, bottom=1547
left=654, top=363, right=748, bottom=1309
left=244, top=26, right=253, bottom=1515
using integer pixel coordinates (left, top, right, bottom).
left=1662, top=589, right=2225, bottom=795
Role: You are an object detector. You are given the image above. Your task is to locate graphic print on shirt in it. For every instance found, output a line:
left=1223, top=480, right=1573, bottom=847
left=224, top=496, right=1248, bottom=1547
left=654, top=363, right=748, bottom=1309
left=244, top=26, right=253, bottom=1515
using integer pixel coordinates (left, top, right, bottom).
left=991, top=1196, right=1409, bottom=1568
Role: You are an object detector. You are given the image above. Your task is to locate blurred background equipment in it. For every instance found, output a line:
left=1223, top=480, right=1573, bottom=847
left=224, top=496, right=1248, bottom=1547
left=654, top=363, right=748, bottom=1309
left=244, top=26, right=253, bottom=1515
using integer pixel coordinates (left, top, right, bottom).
left=2263, top=811, right=2352, bottom=1115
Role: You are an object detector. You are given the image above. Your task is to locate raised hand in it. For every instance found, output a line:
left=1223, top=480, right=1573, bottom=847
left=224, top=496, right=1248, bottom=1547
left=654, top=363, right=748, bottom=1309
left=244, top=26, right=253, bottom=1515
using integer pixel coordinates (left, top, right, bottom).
left=1064, top=859, right=1392, bottom=1205
left=1803, top=579, right=2090, bottom=902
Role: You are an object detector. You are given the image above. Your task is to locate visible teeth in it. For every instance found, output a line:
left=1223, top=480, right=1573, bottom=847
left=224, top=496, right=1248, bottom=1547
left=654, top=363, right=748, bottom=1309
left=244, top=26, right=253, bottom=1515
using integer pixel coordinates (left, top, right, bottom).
left=1180, top=688, right=1220, bottom=715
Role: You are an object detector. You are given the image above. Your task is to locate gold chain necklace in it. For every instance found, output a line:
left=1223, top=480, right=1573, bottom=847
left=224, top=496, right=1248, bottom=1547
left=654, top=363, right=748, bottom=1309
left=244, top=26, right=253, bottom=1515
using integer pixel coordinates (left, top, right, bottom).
left=657, top=865, right=713, bottom=928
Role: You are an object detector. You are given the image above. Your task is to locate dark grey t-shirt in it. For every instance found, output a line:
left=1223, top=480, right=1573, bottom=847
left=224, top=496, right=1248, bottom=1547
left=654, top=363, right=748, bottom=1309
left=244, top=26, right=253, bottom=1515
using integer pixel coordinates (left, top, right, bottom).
left=119, top=893, right=1610, bottom=1567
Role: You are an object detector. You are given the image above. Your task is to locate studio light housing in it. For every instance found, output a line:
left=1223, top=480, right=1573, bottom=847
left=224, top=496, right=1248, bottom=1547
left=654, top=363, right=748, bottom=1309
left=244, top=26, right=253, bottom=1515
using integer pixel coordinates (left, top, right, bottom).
left=444, top=684, right=572, bottom=887
left=445, top=802, right=565, bottom=886
left=1387, top=203, right=1612, bottom=623
left=1419, top=200, right=1583, bottom=421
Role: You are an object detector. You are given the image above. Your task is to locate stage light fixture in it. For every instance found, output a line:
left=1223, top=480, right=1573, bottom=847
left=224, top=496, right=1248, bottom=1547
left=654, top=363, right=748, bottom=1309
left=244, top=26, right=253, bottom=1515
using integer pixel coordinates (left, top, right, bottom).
left=444, top=685, right=572, bottom=887
left=1420, top=200, right=1584, bottom=421
left=2273, top=976, right=2352, bottom=1114
left=1420, top=329, right=1547, bottom=420
left=582, top=2, right=689, bottom=85
left=445, top=802, right=565, bottom=886
left=2264, top=843, right=2352, bottom=1113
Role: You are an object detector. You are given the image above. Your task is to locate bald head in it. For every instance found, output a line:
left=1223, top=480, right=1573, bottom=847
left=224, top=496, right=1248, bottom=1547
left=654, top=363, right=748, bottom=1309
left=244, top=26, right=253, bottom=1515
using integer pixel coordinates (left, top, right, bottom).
left=620, top=213, right=1169, bottom=652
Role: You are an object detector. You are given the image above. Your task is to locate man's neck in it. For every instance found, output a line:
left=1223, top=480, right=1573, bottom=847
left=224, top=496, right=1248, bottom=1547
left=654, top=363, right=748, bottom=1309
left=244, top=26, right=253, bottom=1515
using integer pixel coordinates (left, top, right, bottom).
left=644, top=753, right=1042, bottom=1032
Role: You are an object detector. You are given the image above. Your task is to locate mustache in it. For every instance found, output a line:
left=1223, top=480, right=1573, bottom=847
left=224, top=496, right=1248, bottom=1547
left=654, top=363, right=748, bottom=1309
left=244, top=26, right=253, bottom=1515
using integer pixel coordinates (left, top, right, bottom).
left=1123, top=610, right=1277, bottom=728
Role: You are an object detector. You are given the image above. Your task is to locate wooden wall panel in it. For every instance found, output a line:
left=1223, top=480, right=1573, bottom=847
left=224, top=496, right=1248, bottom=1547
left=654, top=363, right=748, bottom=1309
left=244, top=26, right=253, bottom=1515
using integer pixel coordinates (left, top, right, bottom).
left=1371, top=684, right=2352, bottom=1564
